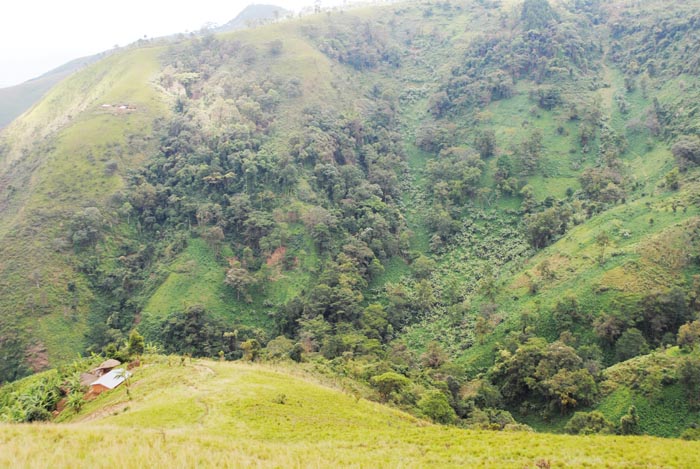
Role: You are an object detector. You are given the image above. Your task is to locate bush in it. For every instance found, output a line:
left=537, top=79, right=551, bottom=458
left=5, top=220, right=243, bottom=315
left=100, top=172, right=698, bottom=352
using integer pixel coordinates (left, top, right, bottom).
left=418, top=390, right=456, bottom=424
left=25, top=407, right=52, bottom=422
left=681, top=426, right=700, bottom=441
left=268, top=40, right=283, bottom=56
left=615, top=328, right=649, bottom=362
left=564, top=411, right=614, bottom=435
left=679, top=355, right=700, bottom=409
left=664, top=168, right=680, bottom=190
left=412, top=255, right=436, bottom=280
left=524, top=205, right=572, bottom=249
left=533, top=86, right=562, bottom=110
left=671, top=135, right=700, bottom=168
left=240, top=339, right=261, bottom=362
left=503, top=423, right=534, bottom=432
left=678, top=320, right=700, bottom=351
left=468, top=408, right=518, bottom=430
left=67, top=392, right=86, bottom=413
left=619, top=406, right=640, bottom=435
left=372, top=372, right=410, bottom=402
left=265, top=336, right=296, bottom=361
left=126, top=329, right=145, bottom=357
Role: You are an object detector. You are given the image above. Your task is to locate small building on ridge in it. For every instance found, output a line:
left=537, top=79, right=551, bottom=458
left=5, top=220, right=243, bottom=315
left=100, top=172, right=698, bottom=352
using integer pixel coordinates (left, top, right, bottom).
left=87, top=368, right=131, bottom=398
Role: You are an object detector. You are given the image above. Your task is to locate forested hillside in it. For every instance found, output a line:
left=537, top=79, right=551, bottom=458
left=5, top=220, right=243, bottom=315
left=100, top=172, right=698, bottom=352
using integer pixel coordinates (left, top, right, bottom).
left=2, top=0, right=700, bottom=438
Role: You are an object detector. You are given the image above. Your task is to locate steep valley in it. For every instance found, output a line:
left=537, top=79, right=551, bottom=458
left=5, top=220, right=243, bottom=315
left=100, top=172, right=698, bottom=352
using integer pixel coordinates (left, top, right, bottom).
left=2, top=0, right=700, bottom=456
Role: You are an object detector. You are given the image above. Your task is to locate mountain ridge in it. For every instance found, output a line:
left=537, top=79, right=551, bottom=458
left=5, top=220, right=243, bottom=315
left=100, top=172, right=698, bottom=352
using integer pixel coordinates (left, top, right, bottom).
left=215, top=4, right=292, bottom=33
left=0, top=3, right=291, bottom=130
left=1, top=0, right=700, bottom=441
left=0, top=52, right=110, bottom=129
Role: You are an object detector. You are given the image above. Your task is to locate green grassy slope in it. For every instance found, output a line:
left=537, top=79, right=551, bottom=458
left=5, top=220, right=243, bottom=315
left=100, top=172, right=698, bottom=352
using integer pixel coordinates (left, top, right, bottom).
left=0, top=52, right=109, bottom=129
left=0, top=0, right=699, bottom=440
left=0, top=75, right=72, bottom=130
left=2, top=358, right=698, bottom=468
left=0, top=45, right=169, bottom=378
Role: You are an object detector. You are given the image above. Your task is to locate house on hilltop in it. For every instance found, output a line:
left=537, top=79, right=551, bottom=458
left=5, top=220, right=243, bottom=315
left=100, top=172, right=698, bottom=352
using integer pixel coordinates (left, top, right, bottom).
left=87, top=368, right=131, bottom=398
left=78, top=359, right=122, bottom=389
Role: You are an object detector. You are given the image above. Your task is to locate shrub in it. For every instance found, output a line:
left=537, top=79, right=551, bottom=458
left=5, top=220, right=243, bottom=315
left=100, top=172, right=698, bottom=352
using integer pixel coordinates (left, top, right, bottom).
left=681, top=426, right=700, bottom=441
left=104, top=159, right=119, bottom=175
left=372, top=372, right=410, bottom=401
left=418, top=390, right=456, bottom=424
left=25, top=407, right=52, bottom=422
left=533, top=86, right=562, bottom=110
left=469, top=408, right=519, bottom=430
left=564, top=411, right=614, bottom=435
left=524, top=205, right=572, bottom=249
left=679, top=355, right=700, bottom=409
left=268, top=40, right=283, bottom=56
left=615, top=328, right=649, bottom=362
left=126, top=329, right=145, bottom=357
left=619, top=406, right=640, bottom=435
left=240, top=339, right=261, bottom=362
left=412, top=255, right=436, bottom=280
left=66, top=392, right=86, bottom=413
left=664, top=168, right=680, bottom=190
left=503, top=423, right=535, bottom=432
left=671, top=135, right=700, bottom=168
left=265, top=336, right=296, bottom=361
left=678, top=320, right=700, bottom=351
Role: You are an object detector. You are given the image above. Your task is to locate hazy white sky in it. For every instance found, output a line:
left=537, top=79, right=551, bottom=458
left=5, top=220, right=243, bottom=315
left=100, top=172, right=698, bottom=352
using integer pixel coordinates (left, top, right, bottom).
left=0, top=0, right=334, bottom=88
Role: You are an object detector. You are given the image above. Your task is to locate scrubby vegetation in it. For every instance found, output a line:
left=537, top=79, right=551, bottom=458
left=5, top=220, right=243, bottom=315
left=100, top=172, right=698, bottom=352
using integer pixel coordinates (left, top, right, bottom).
left=3, top=0, right=700, bottom=453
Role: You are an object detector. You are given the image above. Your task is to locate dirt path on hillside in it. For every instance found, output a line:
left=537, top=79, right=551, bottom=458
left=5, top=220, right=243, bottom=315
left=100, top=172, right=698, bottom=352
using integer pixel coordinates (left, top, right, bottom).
left=74, top=402, right=130, bottom=423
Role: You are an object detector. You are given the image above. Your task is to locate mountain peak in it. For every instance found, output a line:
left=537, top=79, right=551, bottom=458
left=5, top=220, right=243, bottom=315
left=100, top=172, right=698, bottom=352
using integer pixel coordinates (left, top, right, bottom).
left=217, top=4, right=291, bottom=33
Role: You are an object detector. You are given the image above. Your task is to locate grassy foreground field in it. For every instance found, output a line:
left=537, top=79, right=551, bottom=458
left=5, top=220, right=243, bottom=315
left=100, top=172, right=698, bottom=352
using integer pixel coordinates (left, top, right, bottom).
left=1, top=359, right=698, bottom=468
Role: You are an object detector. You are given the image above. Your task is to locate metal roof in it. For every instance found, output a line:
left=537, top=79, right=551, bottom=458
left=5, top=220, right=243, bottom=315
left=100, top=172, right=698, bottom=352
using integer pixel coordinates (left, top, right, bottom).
left=90, top=368, right=131, bottom=390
